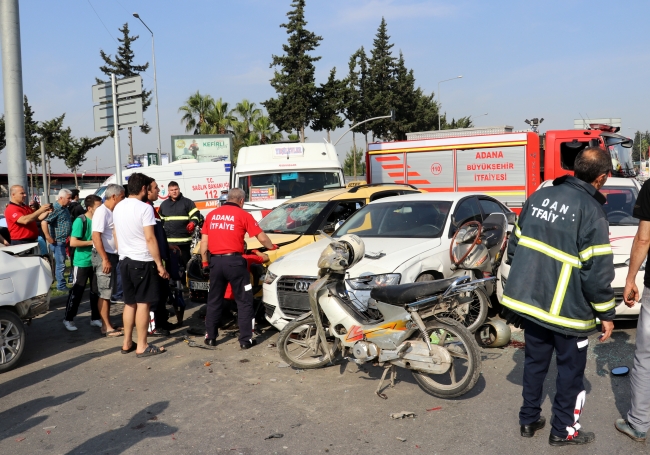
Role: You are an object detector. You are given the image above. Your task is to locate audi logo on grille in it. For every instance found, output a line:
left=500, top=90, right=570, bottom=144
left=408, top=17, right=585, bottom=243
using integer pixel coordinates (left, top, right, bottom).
left=293, top=281, right=311, bottom=292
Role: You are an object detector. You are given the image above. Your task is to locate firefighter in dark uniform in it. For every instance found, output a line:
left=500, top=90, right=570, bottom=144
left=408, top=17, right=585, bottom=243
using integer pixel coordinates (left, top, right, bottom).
left=200, top=188, right=275, bottom=349
left=501, top=147, right=616, bottom=446
left=159, top=181, right=200, bottom=273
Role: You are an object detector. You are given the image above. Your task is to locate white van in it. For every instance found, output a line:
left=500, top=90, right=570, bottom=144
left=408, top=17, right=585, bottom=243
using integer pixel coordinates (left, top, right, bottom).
left=96, top=158, right=231, bottom=215
left=234, top=142, right=345, bottom=220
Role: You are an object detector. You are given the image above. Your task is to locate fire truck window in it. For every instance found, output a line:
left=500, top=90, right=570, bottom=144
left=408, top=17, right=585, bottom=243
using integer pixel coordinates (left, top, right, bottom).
left=560, top=141, right=589, bottom=170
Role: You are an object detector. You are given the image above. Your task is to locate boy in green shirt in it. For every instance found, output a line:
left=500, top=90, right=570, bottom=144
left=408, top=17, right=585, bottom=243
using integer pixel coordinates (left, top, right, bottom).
left=63, top=195, right=108, bottom=332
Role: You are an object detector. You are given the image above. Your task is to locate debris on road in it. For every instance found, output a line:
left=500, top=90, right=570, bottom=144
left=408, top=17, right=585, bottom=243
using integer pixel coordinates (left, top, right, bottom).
left=240, top=359, right=250, bottom=363
left=15, top=437, right=25, bottom=442
left=43, top=426, right=56, bottom=430
left=426, top=407, right=442, bottom=412
left=204, top=361, right=212, bottom=367
left=290, top=423, right=301, bottom=428
left=390, top=411, right=416, bottom=419
left=277, top=361, right=290, bottom=368
left=396, top=437, right=406, bottom=442
left=267, top=343, right=276, bottom=348
left=265, top=433, right=284, bottom=440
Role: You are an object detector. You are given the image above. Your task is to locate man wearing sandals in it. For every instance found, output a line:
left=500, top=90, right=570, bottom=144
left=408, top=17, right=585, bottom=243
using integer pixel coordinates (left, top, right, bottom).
left=113, top=173, right=170, bottom=357
left=92, top=184, right=125, bottom=337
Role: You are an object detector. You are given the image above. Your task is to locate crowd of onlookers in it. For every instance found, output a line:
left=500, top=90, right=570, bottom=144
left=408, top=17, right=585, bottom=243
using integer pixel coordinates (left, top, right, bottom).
left=3, top=174, right=199, bottom=358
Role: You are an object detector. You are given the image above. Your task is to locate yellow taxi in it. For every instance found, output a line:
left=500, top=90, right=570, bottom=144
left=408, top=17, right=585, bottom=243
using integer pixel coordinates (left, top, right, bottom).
left=187, top=183, right=421, bottom=302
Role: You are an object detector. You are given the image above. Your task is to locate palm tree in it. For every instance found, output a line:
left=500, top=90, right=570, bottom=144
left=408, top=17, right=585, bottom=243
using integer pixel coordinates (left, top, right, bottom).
left=234, top=99, right=262, bottom=133
left=205, top=98, right=236, bottom=134
left=252, top=115, right=282, bottom=144
left=178, top=91, right=215, bottom=134
left=243, top=133, right=260, bottom=147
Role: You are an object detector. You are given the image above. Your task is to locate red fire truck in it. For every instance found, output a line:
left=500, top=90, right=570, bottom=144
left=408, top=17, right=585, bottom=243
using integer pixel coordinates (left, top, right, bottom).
left=366, top=124, right=634, bottom=212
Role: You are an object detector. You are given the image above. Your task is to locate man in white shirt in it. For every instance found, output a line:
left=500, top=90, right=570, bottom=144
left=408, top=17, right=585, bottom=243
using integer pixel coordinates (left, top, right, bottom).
left=92, top=184, right=125, bottom=336
left=113, top=173, right=169, bottom=357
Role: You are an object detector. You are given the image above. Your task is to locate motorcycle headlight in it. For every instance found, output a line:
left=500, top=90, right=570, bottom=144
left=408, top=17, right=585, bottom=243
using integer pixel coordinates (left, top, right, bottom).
left=346, top=273, right=401, bottom=290
left=625, top=258, right=646, bottom=271
left=263, top=270, right=278, bottom=284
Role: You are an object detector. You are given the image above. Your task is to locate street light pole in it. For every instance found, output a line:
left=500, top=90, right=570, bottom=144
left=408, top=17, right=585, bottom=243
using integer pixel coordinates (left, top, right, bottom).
left=133, top=13, right=161, bottom=164
left=437, top=75, right=462, bottom=131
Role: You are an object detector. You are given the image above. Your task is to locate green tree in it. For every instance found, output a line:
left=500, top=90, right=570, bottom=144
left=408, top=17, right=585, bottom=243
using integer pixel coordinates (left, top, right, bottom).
left=343, top=146, right=365, bottom=177
left=633, top=130, right=650, bottom=161
left=203, top=98, right=236, bottom=135
left=24, top=96, right=41, bottom=192
left=311, top=67, right=345, bottom=142
left=387, top=52, right=420, bottom=141
left=62, top=135, right=108, bottom=188
left=252, top=115, right=282, bottom=144
left=368, top=18, right=396, bottom=141
left=38, top=114, right=66, bottom=194
left=234, top=99, right=262, bottom=133
left=97, top=22, right=152, bottom=163
left=443, top=116, right=473, bottom=130
left=264, top=0, right=322, bottom=142
left=178, top=91, right=215, bottom=134
left=344, top=47, right=371, bottom=152
left=0, top=115, right=5, bottom=153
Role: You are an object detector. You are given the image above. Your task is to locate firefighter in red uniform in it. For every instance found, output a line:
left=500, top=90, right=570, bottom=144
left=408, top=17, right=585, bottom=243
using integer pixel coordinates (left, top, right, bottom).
left=200, top=188, right=274, bottom=348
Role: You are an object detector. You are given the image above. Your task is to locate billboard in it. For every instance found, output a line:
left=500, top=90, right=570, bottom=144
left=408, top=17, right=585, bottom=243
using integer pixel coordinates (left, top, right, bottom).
left=170, top=134, right=233, bottom=163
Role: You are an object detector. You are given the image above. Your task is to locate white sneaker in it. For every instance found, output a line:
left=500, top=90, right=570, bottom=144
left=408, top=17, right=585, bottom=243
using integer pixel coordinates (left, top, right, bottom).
left=63, top=320, right=78, bottom=331
left=90, top=320, right=103, bottom=328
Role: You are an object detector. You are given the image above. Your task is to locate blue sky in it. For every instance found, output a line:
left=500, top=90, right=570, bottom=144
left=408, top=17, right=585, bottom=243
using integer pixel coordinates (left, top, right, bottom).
left=1, top=0, right=649, bottom=173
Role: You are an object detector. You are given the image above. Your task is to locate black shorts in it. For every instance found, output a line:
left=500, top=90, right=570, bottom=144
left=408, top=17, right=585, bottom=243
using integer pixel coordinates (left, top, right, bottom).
left=119, top=257, right=159, bottom=305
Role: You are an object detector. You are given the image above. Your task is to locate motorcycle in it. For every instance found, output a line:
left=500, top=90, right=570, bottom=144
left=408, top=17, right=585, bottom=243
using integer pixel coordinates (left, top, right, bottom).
left=440, top=212, right=510, bottom=331
left=277, top=234, right=493, bottom=399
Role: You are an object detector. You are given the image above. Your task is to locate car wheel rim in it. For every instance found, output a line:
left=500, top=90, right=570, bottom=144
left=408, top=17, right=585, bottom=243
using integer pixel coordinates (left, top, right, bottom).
left=0, top=319, right=22, bottom=365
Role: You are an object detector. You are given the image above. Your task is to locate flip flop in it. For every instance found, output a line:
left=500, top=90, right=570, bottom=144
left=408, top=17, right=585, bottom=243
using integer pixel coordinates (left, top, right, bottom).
left=136, top=345, right=166, bottom=358
left=102, top=329, right=124, bottom=338
left=121, top=342, right=137, bottom=354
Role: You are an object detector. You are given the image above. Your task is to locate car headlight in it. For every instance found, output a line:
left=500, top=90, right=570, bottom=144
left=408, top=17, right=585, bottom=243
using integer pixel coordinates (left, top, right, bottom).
left=625, top=258, right=646, bottom=271
left=263, top=270, right=278, bottom=284
left=346, top=273, right=401, bottom=290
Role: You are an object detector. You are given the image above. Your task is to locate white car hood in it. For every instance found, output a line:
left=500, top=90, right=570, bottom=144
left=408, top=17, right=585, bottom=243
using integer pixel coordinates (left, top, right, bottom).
left=270, top=237, right=443, bottom=278
left=0, top=248, right=52, bottom=306
left=609, top=225, right=637, bottom=264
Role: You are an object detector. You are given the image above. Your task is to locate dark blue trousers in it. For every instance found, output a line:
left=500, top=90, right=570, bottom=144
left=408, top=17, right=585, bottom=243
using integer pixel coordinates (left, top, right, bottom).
left=520, top=319, right=589, bottom=438
left=205, top=254, right=253, bottom=344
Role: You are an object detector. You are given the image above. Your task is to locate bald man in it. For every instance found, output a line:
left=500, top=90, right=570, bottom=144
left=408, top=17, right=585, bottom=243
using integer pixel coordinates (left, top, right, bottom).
left=4, top=185, right=52, bottom=245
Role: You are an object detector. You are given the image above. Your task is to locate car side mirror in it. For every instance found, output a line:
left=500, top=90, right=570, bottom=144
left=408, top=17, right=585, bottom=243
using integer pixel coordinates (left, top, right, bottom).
left=506, top=212, right=517, bottom=225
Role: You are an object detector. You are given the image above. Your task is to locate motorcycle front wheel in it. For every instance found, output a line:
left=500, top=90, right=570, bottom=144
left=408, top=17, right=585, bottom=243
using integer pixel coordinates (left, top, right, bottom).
left=277, top=316, right=341, bottom=369
left=411, top=317, right=482, bottom=398
left=436, top=288, right=488, bottom=333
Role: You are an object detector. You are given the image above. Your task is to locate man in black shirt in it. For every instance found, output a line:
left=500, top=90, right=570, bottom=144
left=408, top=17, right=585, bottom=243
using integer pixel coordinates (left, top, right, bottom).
left=615, top=180, right=650, bottom=442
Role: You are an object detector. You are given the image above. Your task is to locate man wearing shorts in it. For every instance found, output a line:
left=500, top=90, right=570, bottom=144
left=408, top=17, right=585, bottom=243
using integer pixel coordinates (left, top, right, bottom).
left=113, top=173, right=169, bottom=357
left=92, top=184, right=125, bottom=336
left=63, top=194, right=102, bottom=332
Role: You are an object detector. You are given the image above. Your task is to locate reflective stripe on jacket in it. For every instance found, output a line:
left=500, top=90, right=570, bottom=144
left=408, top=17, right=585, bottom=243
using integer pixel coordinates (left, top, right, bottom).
left=502, top=175, right=616, bottom=336
left=159, top=193, right=200, bottom=243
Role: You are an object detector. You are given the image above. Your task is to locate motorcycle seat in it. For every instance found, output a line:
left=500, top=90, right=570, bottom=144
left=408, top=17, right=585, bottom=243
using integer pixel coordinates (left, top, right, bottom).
left=370, top=277, right=458, bottom=305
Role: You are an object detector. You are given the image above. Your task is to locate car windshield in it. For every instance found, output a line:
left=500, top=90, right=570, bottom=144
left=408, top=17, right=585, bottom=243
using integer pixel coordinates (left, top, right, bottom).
left=602, top=186, right=639, bottom=226
left=258, top=201, right=329, bottom=234
left=239, top=172, right=341, bottom=202
left=606, top=137, right=636, bottom=177
left=335, top=200, right=452, bottom=238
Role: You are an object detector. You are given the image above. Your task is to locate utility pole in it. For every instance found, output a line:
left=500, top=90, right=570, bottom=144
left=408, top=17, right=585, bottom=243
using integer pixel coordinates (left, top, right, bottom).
left=111, top=73, right=123, bottom=185
left=0, top=0, right=28, bottom=192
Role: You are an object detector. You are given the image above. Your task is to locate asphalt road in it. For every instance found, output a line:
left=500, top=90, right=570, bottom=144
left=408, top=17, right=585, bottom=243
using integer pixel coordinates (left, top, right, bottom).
left=0, top=295, right=647, bottom=455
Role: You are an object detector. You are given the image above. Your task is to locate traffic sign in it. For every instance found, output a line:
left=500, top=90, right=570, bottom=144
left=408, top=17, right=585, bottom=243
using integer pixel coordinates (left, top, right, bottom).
left=92, top=75, right=143, bottom=103
left=93, top=97, right=144, bottom=132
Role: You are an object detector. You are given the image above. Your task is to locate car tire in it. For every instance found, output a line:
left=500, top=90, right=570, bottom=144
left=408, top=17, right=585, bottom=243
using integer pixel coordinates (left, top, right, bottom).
left=0, top=309, right=26, bottom=373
